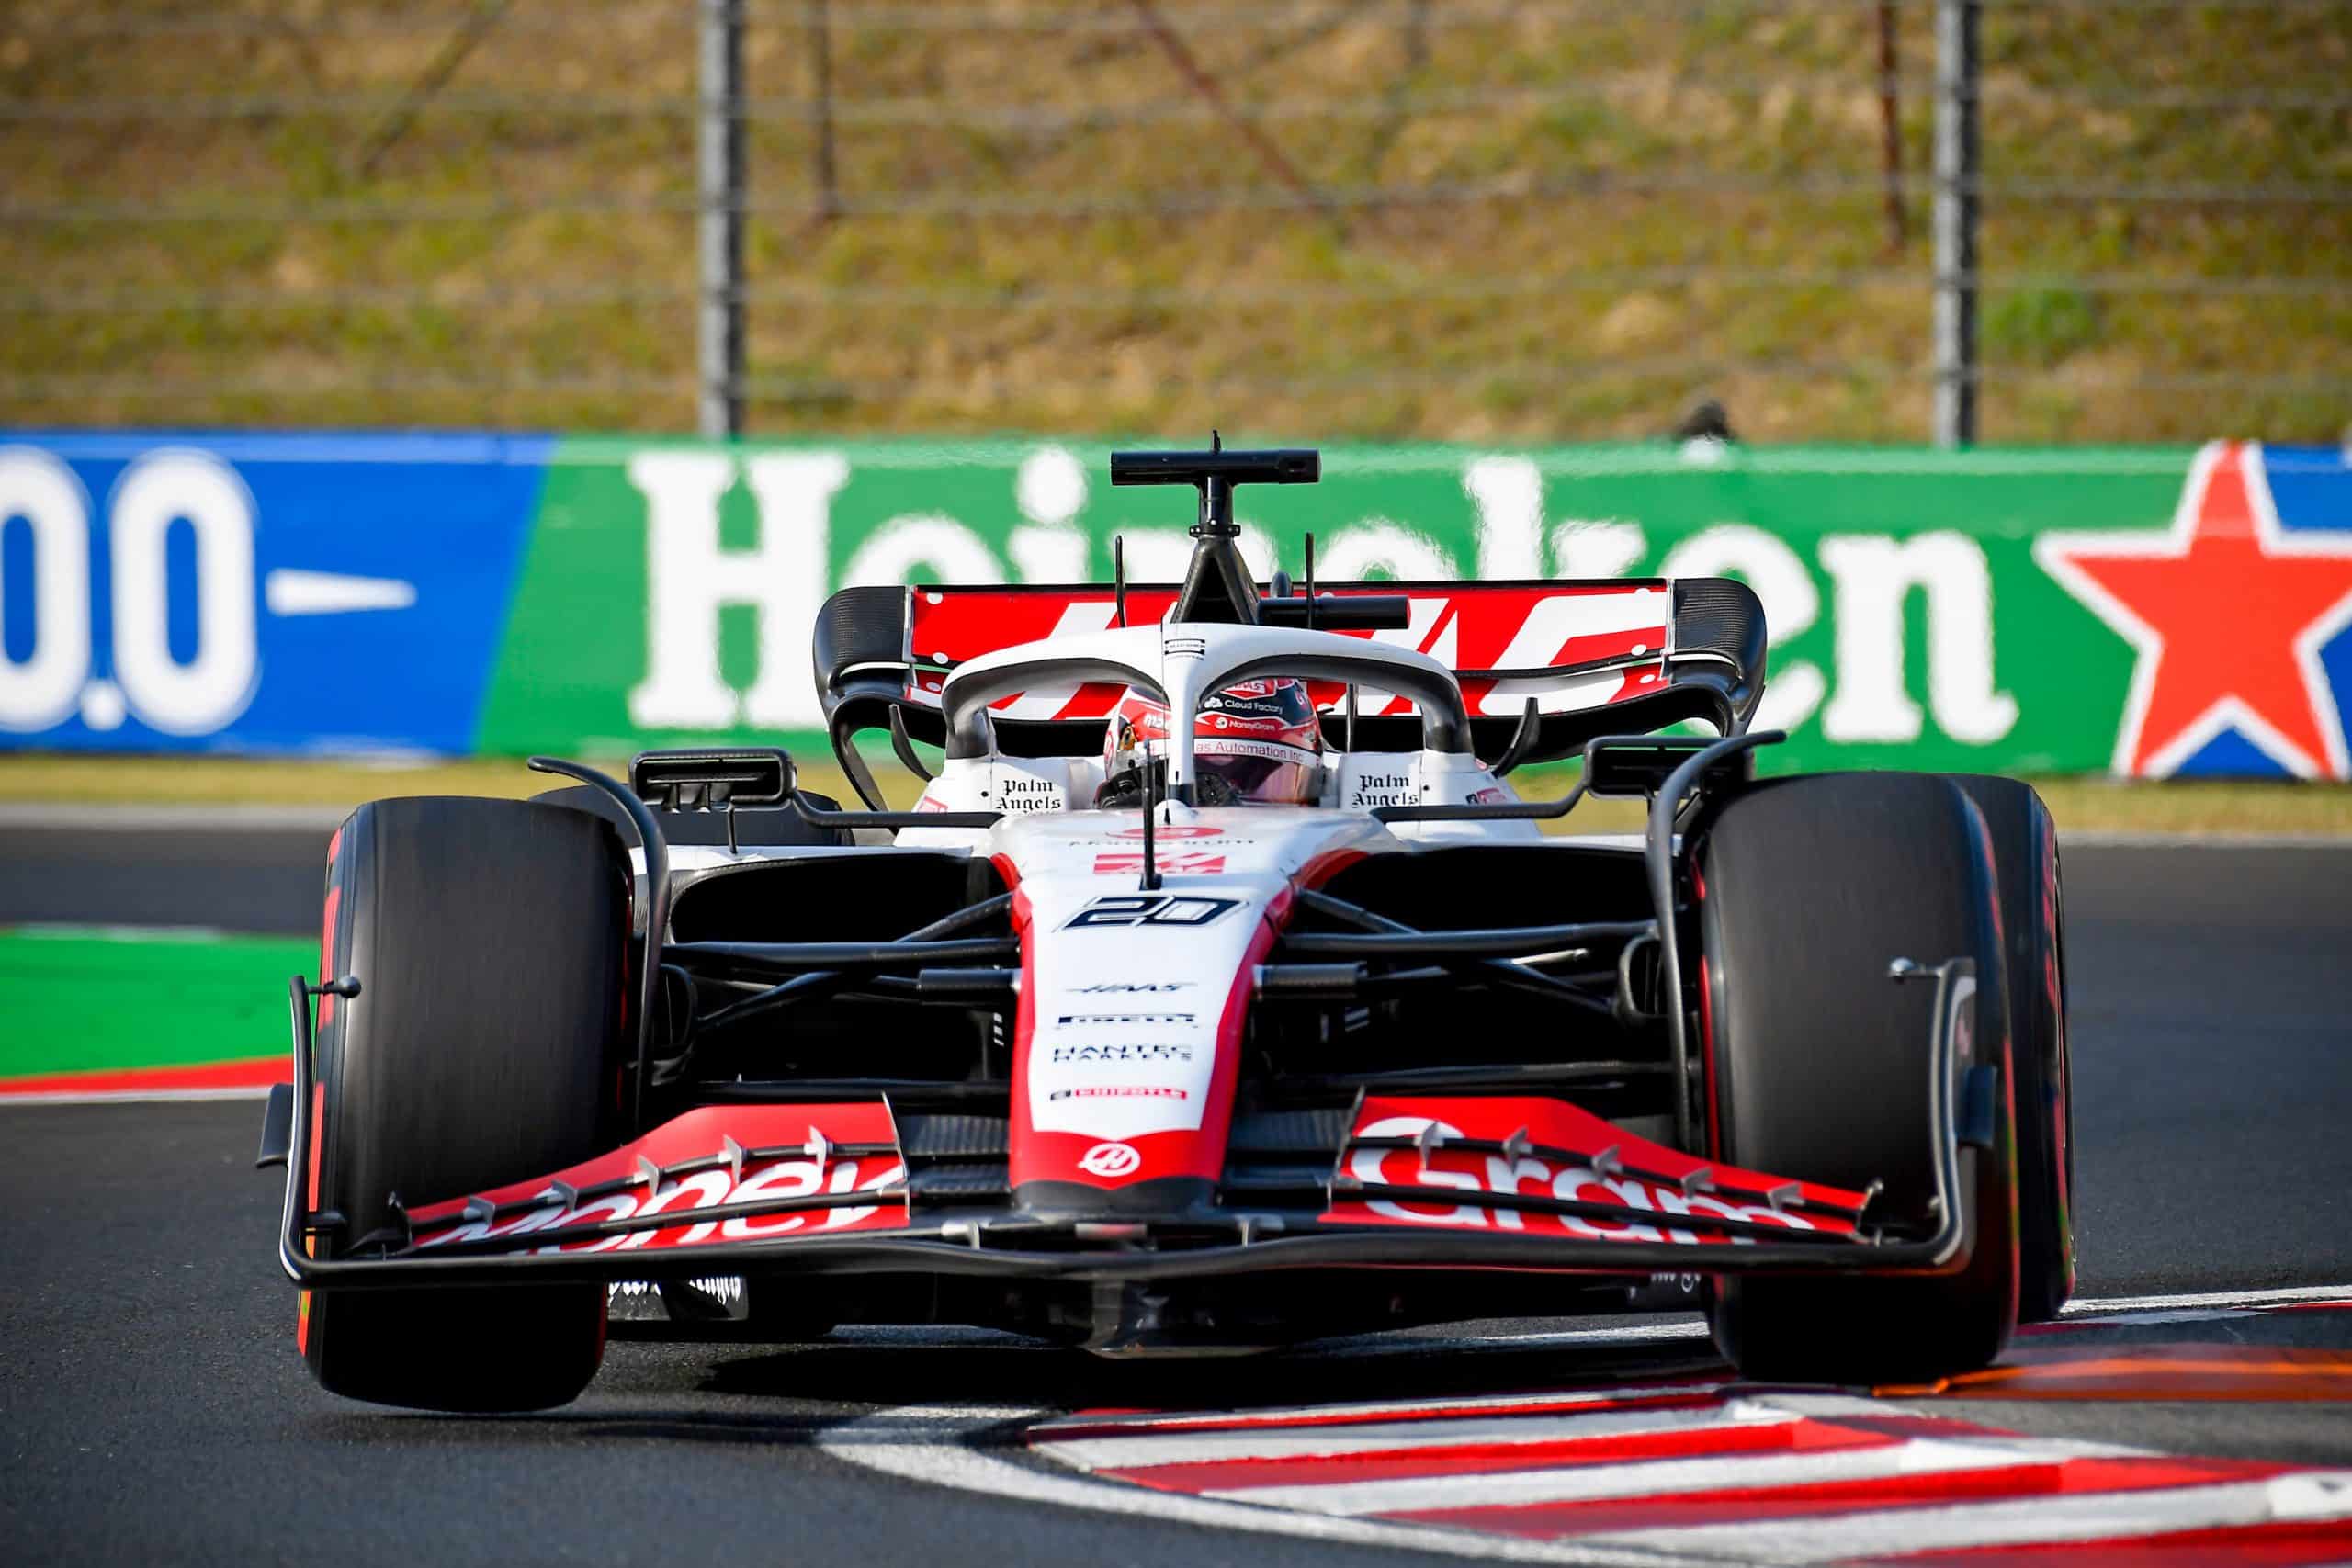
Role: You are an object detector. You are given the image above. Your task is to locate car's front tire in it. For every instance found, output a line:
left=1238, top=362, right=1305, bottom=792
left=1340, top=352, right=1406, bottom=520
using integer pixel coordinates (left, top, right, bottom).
left=300, top=796, right=629, bottom=1412
left=1699, top=773, right=2019, bottom=1386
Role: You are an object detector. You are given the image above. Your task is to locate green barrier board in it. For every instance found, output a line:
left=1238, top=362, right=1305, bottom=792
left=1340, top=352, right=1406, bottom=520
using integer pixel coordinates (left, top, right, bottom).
left=8, top=434, right=2346, bottom=777
left=479, top=439, right=2352, bottom=779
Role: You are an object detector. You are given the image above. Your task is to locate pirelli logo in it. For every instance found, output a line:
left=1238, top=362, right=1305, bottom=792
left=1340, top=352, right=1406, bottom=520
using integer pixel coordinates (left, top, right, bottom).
left=1057, top=1012, right=1197, bottom=1026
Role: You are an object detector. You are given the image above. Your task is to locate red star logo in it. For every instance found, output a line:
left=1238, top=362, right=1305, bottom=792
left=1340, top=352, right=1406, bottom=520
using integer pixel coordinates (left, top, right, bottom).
left=2036, top=442, right=2352, bottom=779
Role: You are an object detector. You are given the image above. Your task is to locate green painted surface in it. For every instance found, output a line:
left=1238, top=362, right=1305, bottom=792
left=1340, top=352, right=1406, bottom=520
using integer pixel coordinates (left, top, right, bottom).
left=0, top=929, right=311, bottom=1078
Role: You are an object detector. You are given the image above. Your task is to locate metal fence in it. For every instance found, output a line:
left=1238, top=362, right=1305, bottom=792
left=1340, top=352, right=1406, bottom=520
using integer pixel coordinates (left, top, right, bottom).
left=2, top=0, right=2346, bottom=443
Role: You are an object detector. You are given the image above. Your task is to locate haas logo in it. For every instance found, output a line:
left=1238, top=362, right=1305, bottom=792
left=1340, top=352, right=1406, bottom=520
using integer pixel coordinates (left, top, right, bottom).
left=1078, top=1142, right=1143, bottom=1179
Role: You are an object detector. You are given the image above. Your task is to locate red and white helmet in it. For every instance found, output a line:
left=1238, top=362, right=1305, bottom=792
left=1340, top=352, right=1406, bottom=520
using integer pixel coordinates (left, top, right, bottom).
left=1101, top=678, right=1327, bottom=807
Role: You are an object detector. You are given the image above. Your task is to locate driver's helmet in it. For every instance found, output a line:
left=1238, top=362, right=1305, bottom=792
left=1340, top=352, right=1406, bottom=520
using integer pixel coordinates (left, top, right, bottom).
left=1100, top=677, right=1327, bottom=807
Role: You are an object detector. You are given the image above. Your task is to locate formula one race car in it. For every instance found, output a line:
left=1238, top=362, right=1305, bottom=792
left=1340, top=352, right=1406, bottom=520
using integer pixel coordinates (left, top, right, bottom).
left=262, top=444, right=2073, bottom=1411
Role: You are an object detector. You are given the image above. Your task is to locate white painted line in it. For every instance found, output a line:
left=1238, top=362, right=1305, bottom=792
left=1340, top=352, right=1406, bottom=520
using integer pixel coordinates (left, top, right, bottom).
left=1198, top=1434, right=2138, bottom=1517
left=2065, top=1283, right=2352, bottom=1314
left=1039, top=1401, right=1796, bottom=1472
left=1030, top=1378, right=1729, bottom=1438
left=0, top=1085, right=276, bottom=1106
left=2061, top=831, right=2352, bottom=849
left=1742, top=1392, right=1921, bottom=1421
left=1298, top=1317, right=1713, bottom=1358
left=3, top=922, right=236, bottom=942
left=0, top=802, right=351, bottom=832
left=818, top=1404, right=1719, bottom=1568
left=1585, top=1471, right=2352, bottom=1563
left=2053, top=1306, right=2283, bottom=1329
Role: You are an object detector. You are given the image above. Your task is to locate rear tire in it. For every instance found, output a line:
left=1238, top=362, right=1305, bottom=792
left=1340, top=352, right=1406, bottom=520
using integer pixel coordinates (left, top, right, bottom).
left=1700, top=773, right=2019, bottom=1386
left=1943, top=774, right=2075, bottom=1323
left=302, top=796, right=629, bottom=1412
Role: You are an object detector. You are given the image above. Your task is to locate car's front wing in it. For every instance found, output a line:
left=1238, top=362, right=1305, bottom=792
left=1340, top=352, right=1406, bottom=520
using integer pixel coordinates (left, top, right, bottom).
left=269, top=958, right=1985, bottom=1292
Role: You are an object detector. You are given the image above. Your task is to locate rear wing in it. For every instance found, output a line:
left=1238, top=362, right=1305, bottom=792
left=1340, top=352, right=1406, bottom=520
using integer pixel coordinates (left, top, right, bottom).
left=812, top=576, right=1763, bottom=782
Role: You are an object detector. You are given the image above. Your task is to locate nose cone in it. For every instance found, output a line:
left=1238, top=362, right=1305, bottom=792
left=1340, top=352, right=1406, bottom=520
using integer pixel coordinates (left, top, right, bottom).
left=990, top=806, right=1388, bottom=1230
left=1012, top=1172, right=1218, bottom=1224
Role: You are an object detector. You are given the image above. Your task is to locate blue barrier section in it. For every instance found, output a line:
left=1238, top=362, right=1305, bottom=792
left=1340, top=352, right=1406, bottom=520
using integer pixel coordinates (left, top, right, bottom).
left=2270, top=446, right=2352, bottom=781
left=2175, top=445, right=2352, bottom=779
left=0, top=433, right=550, bottom=753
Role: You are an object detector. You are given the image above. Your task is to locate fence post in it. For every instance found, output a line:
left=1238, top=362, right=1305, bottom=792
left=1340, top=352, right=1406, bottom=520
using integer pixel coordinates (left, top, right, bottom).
left=1931, top=0, right=1980, bottom=447
left=697, top=0, right=746, bottom=440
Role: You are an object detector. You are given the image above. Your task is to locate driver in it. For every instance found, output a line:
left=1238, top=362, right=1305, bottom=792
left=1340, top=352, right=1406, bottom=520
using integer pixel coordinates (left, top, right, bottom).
left=1098, top=677, right=1328, bottom=808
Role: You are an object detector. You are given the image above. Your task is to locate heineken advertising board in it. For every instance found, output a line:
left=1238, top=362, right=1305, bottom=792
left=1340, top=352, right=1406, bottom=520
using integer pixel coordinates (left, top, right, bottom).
left=4, top=433, right=2349, bottom=779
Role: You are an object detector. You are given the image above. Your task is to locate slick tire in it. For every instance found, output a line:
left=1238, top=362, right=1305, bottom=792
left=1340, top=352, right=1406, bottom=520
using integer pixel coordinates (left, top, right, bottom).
left=301, top=796, right=629, bottom=1413
left=1700, top=773, right=2020, bottom=1386
left=1943, top=774, right=2075, bottom=1323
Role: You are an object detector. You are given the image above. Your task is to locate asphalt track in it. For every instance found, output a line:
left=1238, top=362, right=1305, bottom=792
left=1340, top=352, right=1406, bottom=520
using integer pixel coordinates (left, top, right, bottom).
left=3, top=827, right=2350, bottom=1564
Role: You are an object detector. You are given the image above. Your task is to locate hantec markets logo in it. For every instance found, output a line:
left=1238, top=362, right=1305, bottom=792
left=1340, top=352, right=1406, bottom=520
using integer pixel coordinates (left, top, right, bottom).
left=1050, top=1041, right=1194, bottom=1060
left=2037, top=442, right=2352, bottom=779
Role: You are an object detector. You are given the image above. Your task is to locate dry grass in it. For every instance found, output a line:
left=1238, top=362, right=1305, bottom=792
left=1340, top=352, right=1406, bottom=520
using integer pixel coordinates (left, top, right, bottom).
left=5, top=751, right=2346, bottom=837
left=3, top=1, right=2345, bottom=442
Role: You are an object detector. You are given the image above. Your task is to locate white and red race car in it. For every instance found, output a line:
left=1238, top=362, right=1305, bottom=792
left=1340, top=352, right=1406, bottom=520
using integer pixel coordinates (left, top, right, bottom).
left=264, top=445, right=2073, bottom=1411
